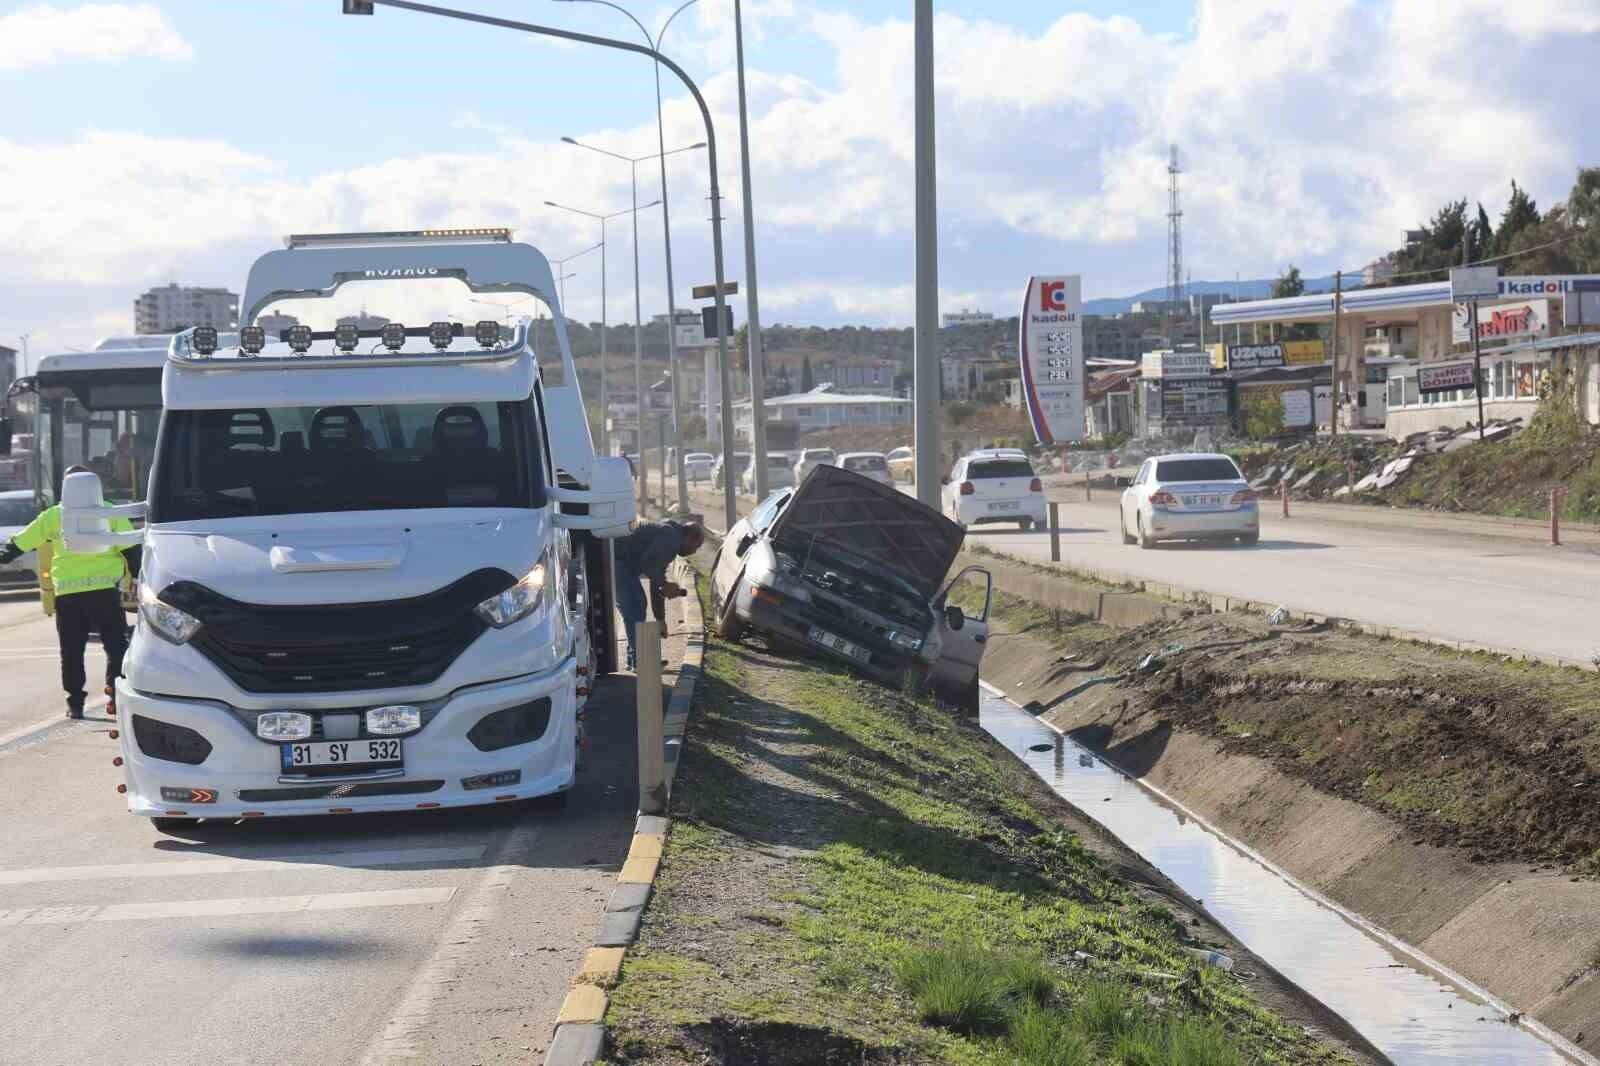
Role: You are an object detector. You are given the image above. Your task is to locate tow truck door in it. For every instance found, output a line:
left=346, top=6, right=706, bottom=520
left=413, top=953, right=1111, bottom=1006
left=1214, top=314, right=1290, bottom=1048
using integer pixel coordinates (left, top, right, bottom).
left=927, top=565, right=991, bottom=705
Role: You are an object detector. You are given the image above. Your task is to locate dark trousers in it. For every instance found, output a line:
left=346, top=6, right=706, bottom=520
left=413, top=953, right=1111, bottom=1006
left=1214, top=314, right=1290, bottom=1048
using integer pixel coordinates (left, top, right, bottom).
left=55, top=588, right=129, bottom=707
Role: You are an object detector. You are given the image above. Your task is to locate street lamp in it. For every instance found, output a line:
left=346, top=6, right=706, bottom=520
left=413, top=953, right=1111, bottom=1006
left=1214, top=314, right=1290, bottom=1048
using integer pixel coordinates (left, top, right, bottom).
left=555, top=0, right=702, bottom=512
left=344, top=0, right=743, bottom=530
left=546, top=196, right=660, bottom=460
left=562, top=135, right=704, bottom=509
left=550, top=242, right=602, bottom=309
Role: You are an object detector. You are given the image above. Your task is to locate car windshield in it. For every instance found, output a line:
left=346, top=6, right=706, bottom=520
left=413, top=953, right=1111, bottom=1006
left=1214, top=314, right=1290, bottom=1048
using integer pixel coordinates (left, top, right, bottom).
left=0, top=498, right=37, bottom=526
left=844, top=456, right=886, bottom=471
left=806, top=450, right=836, bottom=462
left=1155, top=458, right=1242, bottom=482
left=969, top=459, right=1034, bottom=479
left=152, top=401, right=540, bottom=521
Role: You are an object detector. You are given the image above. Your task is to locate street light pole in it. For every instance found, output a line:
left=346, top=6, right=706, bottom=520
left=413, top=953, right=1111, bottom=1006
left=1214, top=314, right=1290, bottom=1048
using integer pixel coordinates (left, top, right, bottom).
left=555, top=0, right=700, bottom=512
left=733, top=0, right=770, bottom=499
left=352, top=0, right=741, bottom=530
left=912, top=0, right=941, bottom=507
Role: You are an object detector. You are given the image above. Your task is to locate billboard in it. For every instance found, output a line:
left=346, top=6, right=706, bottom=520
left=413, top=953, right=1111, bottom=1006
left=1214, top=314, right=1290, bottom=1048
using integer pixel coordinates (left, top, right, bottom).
left=1141, top=350, right=1212, bottom=378
left=1227, top=343, right=1284, bottom=370
left=1452, top=298, right=1549, bottom=344
left=1018, top=275, right=1085, bottom=445
left=1418, top=360, right=1477, bottom=394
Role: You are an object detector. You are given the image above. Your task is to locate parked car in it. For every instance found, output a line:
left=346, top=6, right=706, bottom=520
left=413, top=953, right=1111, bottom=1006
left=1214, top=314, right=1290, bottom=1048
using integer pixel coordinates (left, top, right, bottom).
left=0, top=489, right=40, bottom=586
left=712, top=452, right=750, bottom=490
left=792, top=447, right=837, bottom=483
left=710, top=464, right=992, bottom=709
left=1119, top=452, right=1257, bottom=548
left=941, top=450, right=1047, bottom=531
left=742, top=451, right=795, bottom=493
left=838, top=451, right=893, bottom=485
left=683, top=452, right=716, bottom=483
left=886, top=445, right=915, bottom=482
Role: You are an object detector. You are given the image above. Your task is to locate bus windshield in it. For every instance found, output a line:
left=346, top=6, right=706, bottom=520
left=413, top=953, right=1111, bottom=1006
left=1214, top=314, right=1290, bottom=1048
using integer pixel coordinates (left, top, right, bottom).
left=151, top=401, right=542, bottom=522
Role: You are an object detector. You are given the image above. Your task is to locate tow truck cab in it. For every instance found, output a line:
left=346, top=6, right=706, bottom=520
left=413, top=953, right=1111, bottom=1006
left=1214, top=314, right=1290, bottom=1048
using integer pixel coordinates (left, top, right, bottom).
left=71, top=229, right=634, bottom=822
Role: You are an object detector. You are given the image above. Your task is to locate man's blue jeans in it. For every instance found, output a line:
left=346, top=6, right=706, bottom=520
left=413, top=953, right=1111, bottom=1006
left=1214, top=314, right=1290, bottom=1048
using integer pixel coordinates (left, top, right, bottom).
left=615, top=561, right=646, bottom=669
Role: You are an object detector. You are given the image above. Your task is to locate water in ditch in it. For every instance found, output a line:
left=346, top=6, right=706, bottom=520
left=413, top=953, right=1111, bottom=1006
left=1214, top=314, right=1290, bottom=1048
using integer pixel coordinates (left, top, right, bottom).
left=980, top=690, right=1578, bottom=1065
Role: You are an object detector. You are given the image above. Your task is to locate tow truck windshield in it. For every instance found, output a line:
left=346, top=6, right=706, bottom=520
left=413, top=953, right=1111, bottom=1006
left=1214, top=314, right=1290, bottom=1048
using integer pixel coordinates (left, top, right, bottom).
left=152, top=400, right=541, bottom=521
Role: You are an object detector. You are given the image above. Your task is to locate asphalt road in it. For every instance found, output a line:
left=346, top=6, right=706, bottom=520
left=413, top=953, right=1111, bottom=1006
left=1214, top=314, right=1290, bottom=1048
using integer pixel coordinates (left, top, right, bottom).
left=0, top=590, right=660, bottom=1066
left=680, top=479, right=1600, bottom=666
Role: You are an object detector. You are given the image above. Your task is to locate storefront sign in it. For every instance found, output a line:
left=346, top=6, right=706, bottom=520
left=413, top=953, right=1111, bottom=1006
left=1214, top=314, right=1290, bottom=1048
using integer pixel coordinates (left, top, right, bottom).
left=1227, top=343, right=1284, bottom=370
left=1018, top=275, right=1085, bottom=445
left=1141, top=350, right=1213, bottom=378
left=1496, top=275, right=1600, bottom=298
left=1452, top=298, right=1549, bottom=343
left=1283, top=340, right=1327, bottom=365
left=1281, top=389, right=1312, bottom=427
left=1418, top=360, right=1476, bottom=394
left=1159, top=378, right=1230, bottom=418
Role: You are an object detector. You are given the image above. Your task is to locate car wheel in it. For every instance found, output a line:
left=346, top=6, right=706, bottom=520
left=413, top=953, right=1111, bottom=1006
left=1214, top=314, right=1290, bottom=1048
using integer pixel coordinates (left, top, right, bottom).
left=1120, top=512, right=1136, bottom=545
left=1137, top=515, right=1156, bottom=550
left=1239, top=531, right=1260, bottom=546
left=715, top=577, right=746, bottom=641
left=1018, top=518, right=1033, bottom=532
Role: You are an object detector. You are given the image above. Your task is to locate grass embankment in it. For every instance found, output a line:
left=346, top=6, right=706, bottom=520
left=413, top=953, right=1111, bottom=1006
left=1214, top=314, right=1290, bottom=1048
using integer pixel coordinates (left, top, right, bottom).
left=960, top=581, right=1600, bottom=871
left=602, top=578, right=1351, bottom=1065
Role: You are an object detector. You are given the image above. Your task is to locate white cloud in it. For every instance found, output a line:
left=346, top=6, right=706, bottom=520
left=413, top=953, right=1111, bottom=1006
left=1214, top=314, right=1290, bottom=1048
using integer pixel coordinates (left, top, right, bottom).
left=0, top=3, right=191, bottom=72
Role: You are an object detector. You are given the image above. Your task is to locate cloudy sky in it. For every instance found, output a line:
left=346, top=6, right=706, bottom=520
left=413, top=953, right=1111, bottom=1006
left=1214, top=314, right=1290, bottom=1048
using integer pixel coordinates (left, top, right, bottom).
left=3, top=0, right=1599, bottom=364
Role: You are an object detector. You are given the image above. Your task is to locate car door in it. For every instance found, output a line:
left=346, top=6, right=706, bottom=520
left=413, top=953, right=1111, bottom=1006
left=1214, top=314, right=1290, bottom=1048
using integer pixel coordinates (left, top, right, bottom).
left=926, top=565, right=992, bottom=708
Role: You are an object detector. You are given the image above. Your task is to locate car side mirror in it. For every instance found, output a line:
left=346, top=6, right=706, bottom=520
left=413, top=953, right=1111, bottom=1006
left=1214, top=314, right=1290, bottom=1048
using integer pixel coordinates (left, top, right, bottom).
left=944, top=604, right=965, bottom=631
left=736, top=533, right=755, bottom=557
left=0, top=418, right=11, bottom=456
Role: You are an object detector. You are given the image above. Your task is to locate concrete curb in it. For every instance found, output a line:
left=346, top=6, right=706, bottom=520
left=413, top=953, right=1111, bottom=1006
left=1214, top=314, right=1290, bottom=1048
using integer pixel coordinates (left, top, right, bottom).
left=967, top=546, right=1600, bottom=673
left=544, top=564, right=705, bottom=1066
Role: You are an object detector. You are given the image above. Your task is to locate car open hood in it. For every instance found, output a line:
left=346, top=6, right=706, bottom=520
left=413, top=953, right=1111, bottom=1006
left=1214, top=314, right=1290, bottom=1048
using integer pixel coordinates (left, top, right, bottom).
left=768, top=464, right=963, bottom=601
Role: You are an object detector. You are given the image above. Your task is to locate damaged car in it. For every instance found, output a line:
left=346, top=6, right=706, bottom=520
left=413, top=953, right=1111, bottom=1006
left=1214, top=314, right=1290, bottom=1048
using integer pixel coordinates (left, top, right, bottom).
left=710, top=463, right=992, bottom=709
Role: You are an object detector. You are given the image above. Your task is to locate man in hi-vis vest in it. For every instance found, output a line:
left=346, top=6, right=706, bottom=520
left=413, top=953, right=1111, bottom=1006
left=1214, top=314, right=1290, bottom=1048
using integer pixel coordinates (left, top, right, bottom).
left=0, top=466, right=137, bottom=719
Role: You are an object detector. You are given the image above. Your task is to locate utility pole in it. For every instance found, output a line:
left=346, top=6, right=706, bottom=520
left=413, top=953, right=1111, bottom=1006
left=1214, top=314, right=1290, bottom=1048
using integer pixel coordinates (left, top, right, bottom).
left=1470, top=299, right=1487, bottom=441
left=911, top=0, right=941, bottom=507
left=1330, top=269, right=1342, bottom=438
left=734, top=0, right=770, bottom=499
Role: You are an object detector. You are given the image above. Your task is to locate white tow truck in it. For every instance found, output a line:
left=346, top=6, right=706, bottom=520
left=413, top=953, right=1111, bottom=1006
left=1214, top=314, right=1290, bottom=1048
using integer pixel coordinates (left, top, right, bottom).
left=54, top=228, right=635, bottom=828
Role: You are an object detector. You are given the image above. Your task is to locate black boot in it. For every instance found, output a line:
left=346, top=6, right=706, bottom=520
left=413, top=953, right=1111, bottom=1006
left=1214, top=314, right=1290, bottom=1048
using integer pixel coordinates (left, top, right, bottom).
left=66, top=698, right=84, bottom=720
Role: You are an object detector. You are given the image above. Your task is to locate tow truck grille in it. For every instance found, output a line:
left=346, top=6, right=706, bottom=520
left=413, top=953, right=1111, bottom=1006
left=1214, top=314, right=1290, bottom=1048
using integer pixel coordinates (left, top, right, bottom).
left=161, top=569, right=515, bottom=694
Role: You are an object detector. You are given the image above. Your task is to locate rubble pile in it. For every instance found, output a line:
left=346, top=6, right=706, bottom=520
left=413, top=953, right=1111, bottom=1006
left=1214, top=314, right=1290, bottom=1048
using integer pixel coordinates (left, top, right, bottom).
left=1238, top=419, right=1525, bottom=500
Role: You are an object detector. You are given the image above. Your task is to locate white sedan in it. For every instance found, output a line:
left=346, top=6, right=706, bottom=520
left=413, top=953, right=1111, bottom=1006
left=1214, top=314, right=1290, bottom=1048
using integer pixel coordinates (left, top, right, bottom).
left=1119, top=452, right=1258, bottom=548
left=0, top=490, right=40, bottom=586
left=682, top=452, right=716, bottom=482
left=838, top=451, right=894, bottom=485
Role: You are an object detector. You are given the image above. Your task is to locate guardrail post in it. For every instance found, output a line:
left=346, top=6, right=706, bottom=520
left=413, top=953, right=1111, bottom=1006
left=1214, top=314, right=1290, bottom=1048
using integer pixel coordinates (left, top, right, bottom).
left=1552, top=487, right=1565, bottom=547
left=1280, top=480, right=1290, bottom=519
left=636, top=624, right=666, bottom=815
left=1084, top=468, right=1091, bottom=502
left=1049, top=502, right=1061, bottom=562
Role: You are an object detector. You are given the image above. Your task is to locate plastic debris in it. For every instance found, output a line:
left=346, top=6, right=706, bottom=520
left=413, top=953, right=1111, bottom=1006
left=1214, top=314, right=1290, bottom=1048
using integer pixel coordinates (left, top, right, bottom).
left=1183, top=948, right=1235, bottom=971
left=1267, top=606, right=1290, bottom=626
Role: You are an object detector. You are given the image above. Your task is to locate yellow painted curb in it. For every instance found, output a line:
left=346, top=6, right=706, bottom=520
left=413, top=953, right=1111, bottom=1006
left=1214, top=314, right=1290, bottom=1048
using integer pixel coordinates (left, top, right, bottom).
left=628, top=833, right=664, bottom=860
left=578, top=947, right=626, bottom=988
left=556, top=983, right=609, bottom=1025
left=618, top=854, right=661, bottom=884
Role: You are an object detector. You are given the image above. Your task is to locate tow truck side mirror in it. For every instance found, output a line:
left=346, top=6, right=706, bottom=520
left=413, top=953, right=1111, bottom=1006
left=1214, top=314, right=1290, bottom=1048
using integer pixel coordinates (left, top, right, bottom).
left=549, top=456, right=637, bottom=537
left=0, top=418, right=11, bottom=456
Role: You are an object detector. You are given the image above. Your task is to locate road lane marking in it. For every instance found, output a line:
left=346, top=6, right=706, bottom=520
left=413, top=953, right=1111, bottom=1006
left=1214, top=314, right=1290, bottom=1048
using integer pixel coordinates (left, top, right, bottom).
left=359, top=822, right=544, bottom=1064
left=0, top=715, right=69, bottom=749
left=0, top=887, right=455, bottom=926
left=0, top=846, right=488, bottom=886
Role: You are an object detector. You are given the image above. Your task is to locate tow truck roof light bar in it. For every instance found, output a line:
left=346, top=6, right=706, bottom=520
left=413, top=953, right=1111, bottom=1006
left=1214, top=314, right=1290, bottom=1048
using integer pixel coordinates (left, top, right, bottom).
left=167, top=320, right=527, bottom=370
left=283, top=228, right=513, bottom=249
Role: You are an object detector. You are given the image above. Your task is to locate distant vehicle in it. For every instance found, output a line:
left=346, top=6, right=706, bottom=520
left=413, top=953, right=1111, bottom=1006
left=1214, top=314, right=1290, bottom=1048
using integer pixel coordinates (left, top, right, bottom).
left=742, top=451, right=795, bottom=494
left=712, top=452, right=750, bottom=490
left=792, top=447, right=837, bottom=483
left=1119, top=452, right=1257, bottom=548
left=886, top=445, right=914, bottom=482
left=941, top=450, right=1046, bottom=531
left=0, top=432, right=32, bottom=492
left=0, top=489, right=40, bottom=586
left=710, top=464, right=992, bottom=710
left=838, top=451, right=893, bottom=485
left=682, top=452, right=715, bottom=483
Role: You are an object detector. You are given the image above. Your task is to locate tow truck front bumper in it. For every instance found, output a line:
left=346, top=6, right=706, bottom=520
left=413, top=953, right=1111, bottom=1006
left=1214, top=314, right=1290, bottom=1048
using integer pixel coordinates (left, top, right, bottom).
left=112, top=659, right=578, bottom=820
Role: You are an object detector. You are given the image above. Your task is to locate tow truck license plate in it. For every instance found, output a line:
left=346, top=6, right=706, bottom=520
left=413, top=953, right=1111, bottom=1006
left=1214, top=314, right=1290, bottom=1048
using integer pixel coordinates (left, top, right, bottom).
left=808, top=626, right=869, bottom=662
left=281, top=739, right=403, bottom=772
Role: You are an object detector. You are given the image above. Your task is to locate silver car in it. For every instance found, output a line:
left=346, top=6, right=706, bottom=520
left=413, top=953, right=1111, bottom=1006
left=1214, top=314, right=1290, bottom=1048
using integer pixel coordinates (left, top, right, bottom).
left=1119, top=453, right=1258, bottom=548
left=0, top=490, right=41, bottom=586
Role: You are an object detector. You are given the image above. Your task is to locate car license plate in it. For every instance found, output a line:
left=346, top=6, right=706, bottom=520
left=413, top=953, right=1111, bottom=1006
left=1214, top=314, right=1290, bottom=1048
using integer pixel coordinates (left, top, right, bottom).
left=808, top=626, right=869, bottom=662
left=1185, top=494, right=1220, bottom=507
left=280, top=739, right=403, bottom=772
left=988, top=501, right=1020, bottom=511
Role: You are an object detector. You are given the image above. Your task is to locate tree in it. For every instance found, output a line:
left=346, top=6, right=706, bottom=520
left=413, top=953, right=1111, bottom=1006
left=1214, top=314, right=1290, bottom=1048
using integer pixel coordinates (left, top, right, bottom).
left=1492, top=181, right=1540, bottom=258
left=800, top=354, right=814, bottom=391
left=1270, top=265, right=1305, bottom=299
left=1568, top=166, right=1600, bottom=271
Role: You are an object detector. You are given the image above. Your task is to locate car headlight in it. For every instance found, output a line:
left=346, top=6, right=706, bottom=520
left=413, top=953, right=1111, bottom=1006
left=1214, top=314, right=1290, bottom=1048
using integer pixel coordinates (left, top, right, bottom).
left=886, top=629, right=924, bottom=651
left=742, top=542, right=777, bottom=586
left=139, top=583, right=202, bottom=644
left=476, top=548, right=554, bottom=628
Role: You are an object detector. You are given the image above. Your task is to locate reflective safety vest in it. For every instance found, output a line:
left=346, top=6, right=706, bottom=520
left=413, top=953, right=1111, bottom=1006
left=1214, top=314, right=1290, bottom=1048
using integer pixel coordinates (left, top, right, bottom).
left=9, top=504, right=135, bottom=598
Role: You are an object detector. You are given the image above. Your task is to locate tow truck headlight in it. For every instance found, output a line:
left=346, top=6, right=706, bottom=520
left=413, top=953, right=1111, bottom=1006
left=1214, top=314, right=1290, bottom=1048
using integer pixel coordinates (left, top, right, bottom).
left=257, top=712, right=312, bottom=742
left=366, top=705, right=422, bottom=735
left=475, top=549, right=554, bottom=628
left=139, top=584, right=201, bottom=644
